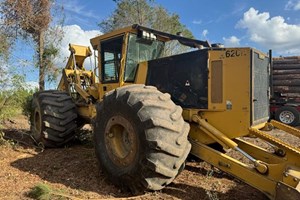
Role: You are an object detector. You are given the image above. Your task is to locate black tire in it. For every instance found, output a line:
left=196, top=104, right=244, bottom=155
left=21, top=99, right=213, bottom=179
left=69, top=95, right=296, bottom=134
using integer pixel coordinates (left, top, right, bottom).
left=275, top=106, right=300, bottom=126
left=30, top=90, right=78, bottom=147
left=94, top=85, right=191, bottom=193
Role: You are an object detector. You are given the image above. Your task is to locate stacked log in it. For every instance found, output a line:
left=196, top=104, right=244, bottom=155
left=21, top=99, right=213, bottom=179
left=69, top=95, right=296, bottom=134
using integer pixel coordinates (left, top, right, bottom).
left=273, top=56, right=300, bottom=96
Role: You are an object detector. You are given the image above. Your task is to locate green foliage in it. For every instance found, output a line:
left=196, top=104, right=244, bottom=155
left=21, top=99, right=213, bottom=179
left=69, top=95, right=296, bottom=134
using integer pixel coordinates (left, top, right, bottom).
left=0, top=32, right=10, bottom=60
left=99, top=0, right=193, bottom=35
left=0, top=32, right=10, bottom=84
left=100, top=0, right=153, bottom=32
left=22, top=92, right=34, bottom=118
left=28, top=183, right=76, bottom=200
left=1, top=0, right=64, bottom=91
left=28, top=183, right=67, bottom=200
left=0, top=74, right=36, bottom=121
left=99, top=0, right=194, bottom=56
left=43, top=43, right=61, bottom=84
left=0, top=88, right=35, bottom=120
left=28, top=183, right=52, bottom=200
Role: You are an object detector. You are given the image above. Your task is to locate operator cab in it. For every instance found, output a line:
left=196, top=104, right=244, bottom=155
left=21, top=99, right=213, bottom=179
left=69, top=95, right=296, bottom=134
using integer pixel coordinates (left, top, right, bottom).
left=90, top=24, right=211, bottom=98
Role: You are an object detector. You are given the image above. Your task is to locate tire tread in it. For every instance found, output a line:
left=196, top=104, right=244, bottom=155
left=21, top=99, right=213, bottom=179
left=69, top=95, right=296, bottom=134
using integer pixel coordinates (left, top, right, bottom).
left=30, top=90, right=78, bottom=147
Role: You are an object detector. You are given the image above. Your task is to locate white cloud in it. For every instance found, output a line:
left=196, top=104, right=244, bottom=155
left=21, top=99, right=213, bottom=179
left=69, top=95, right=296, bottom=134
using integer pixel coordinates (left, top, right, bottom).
left=223, top=36, right=240, bottom=47
left=236, top=7, right=300, bottom=55
left=285, top=1, right=293, bottom=10
left=202, top=29, right=208, bottom=37
left=56, top=0, right=100, bottom=28
left=62, top=0, right=99, bottom=19
left=285, top=0, right=300, bottom=10
left=54, top=25, right=102, bottom=69
left=192, top=20, right=202, bottom=25
left=231, top=3, right=246, bottom=15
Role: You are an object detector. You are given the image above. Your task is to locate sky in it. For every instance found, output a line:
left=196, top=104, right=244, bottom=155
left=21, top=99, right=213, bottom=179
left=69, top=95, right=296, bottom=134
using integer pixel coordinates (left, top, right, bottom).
left=10, top=0, right=300, bottom=88
left=58, top=0, right=300, bottom=54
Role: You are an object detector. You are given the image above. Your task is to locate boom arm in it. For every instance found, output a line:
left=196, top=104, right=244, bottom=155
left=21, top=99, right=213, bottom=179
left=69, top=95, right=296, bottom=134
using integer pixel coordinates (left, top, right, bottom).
left=65, top=44, right=92, bottom=70
left=57, top=44, right=97, bottom=119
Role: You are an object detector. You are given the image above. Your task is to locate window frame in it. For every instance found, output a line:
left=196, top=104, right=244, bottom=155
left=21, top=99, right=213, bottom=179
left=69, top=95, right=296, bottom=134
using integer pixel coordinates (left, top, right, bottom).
left=100, top=35, right=124, bottom=83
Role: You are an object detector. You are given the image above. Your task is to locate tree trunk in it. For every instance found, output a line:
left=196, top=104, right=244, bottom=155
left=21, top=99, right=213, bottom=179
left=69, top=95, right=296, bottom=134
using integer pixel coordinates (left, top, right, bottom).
left=38, top=31, right=45, bottom=91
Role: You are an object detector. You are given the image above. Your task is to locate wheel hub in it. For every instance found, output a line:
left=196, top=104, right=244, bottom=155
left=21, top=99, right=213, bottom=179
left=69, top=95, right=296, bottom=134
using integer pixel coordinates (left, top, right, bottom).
left=34, top=109, right=41, bottom=133
left=104, top=115, right=138, bottom=167
left=279, top=111, right=295, bottom=124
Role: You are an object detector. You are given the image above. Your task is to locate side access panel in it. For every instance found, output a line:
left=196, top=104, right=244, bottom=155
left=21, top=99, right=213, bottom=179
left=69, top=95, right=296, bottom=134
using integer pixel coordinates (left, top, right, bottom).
left=146, top=50, right=209, bottom=109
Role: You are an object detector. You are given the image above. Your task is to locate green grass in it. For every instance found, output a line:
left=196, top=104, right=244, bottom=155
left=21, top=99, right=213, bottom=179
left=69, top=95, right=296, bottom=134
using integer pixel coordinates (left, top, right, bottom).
left=28, top=183, right=83, bottom=200
left=28, top=183, right=67, bottom=200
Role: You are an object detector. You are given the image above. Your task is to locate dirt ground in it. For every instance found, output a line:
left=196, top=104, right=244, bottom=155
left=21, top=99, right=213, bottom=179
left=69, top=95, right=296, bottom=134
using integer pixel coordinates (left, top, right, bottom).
left=1, top=115, right=298, bottom=200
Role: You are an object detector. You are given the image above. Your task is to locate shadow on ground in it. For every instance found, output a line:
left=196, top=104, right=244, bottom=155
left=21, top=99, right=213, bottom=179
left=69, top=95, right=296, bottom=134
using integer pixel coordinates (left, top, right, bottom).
left=4, top=126, right=267, bottom=200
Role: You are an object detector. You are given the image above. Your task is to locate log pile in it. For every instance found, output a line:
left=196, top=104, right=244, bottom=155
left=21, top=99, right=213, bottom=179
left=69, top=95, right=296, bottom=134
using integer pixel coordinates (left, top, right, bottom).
left=273, top=56, right=300, bottom=96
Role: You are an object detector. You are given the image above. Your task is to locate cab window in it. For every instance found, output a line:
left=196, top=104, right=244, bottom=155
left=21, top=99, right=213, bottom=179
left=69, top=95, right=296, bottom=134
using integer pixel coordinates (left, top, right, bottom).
left=100, top=36, right=123, bottom=83
left=124, top=33, right=164, bottom=82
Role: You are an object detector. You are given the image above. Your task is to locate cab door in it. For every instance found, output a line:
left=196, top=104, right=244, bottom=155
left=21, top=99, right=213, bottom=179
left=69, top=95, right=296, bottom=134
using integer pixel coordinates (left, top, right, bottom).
left=98, top=35, right=125, bottom=99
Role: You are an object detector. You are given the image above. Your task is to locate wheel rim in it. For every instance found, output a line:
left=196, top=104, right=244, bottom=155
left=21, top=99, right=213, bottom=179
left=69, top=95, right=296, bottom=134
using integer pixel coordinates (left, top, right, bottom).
left=33, top=109, right=42, bottom=136
left=279, top=110, right=295, bottom=124
left=104, top=115, right=138, bottom=167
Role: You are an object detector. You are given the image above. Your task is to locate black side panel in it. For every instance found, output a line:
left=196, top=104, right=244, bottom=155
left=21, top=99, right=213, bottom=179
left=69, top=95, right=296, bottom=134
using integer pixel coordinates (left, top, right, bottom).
left=146, top=50, right=208, bottom=109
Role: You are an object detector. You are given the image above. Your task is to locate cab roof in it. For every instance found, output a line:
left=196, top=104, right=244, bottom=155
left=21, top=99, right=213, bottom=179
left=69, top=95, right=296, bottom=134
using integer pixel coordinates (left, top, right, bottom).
left=90, top=24, right=211, bottom=50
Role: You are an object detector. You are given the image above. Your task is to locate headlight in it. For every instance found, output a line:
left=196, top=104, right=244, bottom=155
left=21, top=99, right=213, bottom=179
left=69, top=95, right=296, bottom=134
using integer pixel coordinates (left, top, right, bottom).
left=142, top=31, right=156, bottom=40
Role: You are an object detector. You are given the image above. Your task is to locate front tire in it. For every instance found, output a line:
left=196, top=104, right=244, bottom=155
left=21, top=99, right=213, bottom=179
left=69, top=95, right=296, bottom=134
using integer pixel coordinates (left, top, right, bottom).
left=94, top=85, right=191, bottom=193
left=30, top=90, right=78, bottom=147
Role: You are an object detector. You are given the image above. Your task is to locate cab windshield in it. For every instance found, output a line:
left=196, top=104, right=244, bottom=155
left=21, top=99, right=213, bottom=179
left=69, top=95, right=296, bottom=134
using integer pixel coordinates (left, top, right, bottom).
left=124, top=33, right=164, bottom=81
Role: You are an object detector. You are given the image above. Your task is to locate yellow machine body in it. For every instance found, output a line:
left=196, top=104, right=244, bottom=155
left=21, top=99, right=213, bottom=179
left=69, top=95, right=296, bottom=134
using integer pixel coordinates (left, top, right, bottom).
left=57, top=25, right=300, bottom=199
left=188, top=48, right=267, bottom=144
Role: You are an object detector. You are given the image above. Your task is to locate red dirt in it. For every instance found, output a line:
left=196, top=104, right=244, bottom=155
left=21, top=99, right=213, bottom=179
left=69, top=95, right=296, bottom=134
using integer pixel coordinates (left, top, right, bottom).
left=1, top=115, right=286, bottom=200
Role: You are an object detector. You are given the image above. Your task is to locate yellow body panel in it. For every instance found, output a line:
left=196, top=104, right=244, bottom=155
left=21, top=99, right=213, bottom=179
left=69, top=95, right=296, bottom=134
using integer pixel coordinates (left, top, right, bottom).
left=90, top=26, right=134, bottom=50
left=134, top=61, right=148, bottom=84
left=206, top=48, right=252, bottom=136
left=97, top=83, right=120, bottom=100
left=188, top=48, right=253, bottom=145
left=66, top=44, right=92, bottom=70
left=57, top=25, right=300, bottom=199
left=190, top=140, right=276, bottom=199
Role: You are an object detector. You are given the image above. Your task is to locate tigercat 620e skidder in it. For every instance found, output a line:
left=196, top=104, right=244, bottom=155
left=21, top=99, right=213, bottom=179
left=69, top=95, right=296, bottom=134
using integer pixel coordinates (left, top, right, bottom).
left=31, top=24, right=300, bottom=199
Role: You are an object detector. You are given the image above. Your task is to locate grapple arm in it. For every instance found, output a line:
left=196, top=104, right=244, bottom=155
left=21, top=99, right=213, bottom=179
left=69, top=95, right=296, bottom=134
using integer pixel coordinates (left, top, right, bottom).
left=191, top=115, right=300, bottom=200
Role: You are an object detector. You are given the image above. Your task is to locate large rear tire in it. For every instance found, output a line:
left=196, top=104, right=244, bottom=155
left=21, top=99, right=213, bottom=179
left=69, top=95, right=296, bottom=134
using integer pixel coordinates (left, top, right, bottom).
left=30, top=90, right=78, bottom=147
left=94, top=85, right=191, bottom=193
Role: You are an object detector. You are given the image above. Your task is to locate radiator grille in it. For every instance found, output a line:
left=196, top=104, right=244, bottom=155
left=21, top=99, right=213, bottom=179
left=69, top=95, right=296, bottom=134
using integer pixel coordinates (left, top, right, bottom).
left=252, top=51, right=270, bottom=125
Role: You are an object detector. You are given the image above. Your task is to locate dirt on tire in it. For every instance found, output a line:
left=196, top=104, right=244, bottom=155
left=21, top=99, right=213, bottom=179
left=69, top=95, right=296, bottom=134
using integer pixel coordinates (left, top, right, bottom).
left=0, top=114, right=275, bottom=200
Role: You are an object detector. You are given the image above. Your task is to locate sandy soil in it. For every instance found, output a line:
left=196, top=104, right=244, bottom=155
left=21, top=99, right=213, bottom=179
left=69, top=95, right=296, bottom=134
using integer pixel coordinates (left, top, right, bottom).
left=2, top=115, right=297, bottom=200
